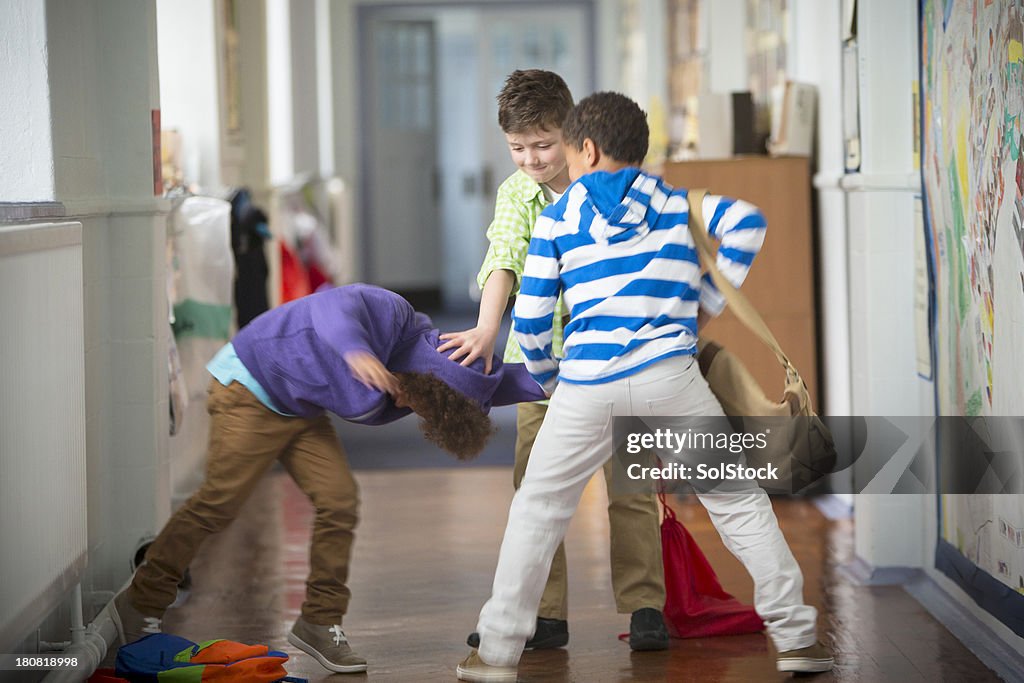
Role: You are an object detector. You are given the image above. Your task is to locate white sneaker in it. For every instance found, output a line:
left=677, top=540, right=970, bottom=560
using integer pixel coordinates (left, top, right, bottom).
left=776, top=640, right=835, bottom=673
left=456, top=650, right=517, bottom=682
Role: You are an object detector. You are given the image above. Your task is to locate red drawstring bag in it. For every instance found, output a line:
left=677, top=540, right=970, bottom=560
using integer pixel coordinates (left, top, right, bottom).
left=659, top=492, right=764, bottom=638
left=279, top=242, right=312, bottom=304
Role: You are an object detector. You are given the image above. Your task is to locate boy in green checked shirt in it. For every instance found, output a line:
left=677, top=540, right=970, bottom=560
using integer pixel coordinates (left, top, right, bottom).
left=438, top=69, right=668, bottom=651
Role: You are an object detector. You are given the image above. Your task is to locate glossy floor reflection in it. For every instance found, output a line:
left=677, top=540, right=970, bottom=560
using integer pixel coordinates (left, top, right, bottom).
left=161, top=468, right=1000, bottom=682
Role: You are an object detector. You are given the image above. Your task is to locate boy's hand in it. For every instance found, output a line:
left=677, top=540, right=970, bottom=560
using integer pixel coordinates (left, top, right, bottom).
left=438, top=326, right=499, bottom=374
left=343, top=351, right=400, bottom=397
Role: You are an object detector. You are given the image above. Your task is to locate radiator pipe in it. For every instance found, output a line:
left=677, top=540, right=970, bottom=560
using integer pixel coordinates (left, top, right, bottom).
left=40, top=582, right=123, bottom=683
left=70, top=584, right=86, bottom=646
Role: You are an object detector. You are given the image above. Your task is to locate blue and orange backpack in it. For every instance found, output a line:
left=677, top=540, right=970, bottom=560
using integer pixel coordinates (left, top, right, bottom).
left=111, top=633, right=306, bottom=682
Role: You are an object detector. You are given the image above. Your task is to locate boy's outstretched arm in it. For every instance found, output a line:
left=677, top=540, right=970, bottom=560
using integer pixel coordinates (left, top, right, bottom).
left=513, top=220, right=561, bottom=394
left=694, top=193, right=767, bottom=318
left=437, top=269, right=515, bottom=374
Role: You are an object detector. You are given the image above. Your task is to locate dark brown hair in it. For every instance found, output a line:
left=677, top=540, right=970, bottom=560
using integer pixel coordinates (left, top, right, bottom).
left=562, top=92, right=649, bottom=165
left=497, top=69, right=574, bottom=134
left=396, top=372, right=495, bottom=460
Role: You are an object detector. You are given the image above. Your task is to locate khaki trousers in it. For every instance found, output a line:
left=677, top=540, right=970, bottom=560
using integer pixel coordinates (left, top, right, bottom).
left=129, top=380, right=359, bottom=625
left=514, top=401, right=664, bottom=620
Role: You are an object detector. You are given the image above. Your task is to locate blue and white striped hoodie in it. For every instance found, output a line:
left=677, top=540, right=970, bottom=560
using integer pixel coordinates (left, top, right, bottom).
left=513, top=168, right=766, bottom=393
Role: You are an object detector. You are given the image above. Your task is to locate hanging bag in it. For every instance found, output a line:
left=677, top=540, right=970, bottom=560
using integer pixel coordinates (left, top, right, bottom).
left=658, top=492, right=764, bottom=637
left=686, top=190, right=837, bottom=489
left=619, top=490, right=763, bottom=642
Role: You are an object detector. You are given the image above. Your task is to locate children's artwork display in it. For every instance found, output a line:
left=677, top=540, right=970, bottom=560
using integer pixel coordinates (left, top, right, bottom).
left=922, top=0, right=1024, bottom=417
left=941, top=494, right=1024, bottom=592
left=921, top=0, right=1024, bottom=635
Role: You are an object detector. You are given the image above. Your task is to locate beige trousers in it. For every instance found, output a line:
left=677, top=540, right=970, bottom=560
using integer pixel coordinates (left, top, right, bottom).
left=129, top=380, right=359, bottom=625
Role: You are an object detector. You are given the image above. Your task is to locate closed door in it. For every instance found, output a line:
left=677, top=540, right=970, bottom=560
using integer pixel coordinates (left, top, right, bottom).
left=365, top=19, right=441, bottom=290
left=442, top=6, right=593, bottom=308
left=478, top=7, right=591, bottom=188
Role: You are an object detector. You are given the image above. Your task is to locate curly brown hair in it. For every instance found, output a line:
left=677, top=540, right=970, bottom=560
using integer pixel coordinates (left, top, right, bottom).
left=396, top=372, right=496, bottom=460
left=497, top=69, right=574, bottom=134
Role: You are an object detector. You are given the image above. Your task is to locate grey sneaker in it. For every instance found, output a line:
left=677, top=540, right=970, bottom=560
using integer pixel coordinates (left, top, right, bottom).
left=288, top=617, right=368, bottom=674
left=456, top=650, right=517, bottom=682
left=776, top=640, right=834, bottom=673
left=110, top=589, right=163, bottom=645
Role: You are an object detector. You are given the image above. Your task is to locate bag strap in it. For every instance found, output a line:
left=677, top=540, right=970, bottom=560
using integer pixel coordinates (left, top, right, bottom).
left=687, top=189, right=800, bottom=383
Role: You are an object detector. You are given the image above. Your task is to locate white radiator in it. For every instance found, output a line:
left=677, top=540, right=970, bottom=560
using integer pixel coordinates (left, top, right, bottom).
left=0, top=222, right=88, bottom=652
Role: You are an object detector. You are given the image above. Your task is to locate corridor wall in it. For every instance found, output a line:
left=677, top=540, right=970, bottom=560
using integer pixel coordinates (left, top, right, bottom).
left=920, top=0, right=1024, bottom=645
left=0, top=0, right=172, bottom=657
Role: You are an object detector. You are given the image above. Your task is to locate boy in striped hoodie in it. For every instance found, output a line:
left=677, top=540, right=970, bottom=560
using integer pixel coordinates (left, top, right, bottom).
left=457, top=93, right=833, bottom=681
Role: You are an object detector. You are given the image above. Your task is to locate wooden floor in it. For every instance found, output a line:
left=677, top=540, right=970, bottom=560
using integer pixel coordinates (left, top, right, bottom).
left=161, top=467, right=1001, bottom=682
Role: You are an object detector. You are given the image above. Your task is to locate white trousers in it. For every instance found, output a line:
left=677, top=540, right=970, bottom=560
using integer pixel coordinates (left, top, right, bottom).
left=476, top=356, right=818, bottom=666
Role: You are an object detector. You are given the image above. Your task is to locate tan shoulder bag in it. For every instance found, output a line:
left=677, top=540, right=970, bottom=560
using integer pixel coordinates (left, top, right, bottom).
left=687, top=189, right=836, bottom=482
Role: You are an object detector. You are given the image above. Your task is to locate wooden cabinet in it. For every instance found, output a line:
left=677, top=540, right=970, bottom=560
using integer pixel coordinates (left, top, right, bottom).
left=662, top=156, right=820, bottom=409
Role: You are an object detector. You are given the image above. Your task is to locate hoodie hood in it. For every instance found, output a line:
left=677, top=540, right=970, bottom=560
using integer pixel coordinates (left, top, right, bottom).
left=390, top=328, right=545, bottom=413
left=577, top=168, right=671, bottom=243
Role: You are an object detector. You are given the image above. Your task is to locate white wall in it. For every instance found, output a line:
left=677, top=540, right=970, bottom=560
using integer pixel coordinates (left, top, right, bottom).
left=267, top=0, right=321, bottom=184
left=157, top=0, right=271, bottom=193
left=840, top=0, right=926, bottom=414
left=620, top=0, right=668, bottom=115
left=706, top=0, right=747, bottom=94
left=156, top=0, right=221, bottom=189
left=316, top=0, right=335, bottom=179
left=787, top=0, right=851, bottom=418
left=839, top=0, right=930, bottom=569
left=0, top=0, right=170, bottom=654
left=0, top=1, right=54, bottom=201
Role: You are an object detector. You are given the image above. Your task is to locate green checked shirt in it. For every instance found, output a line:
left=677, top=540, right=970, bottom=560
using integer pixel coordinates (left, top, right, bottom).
left=477, top=169, right=566, bottom=364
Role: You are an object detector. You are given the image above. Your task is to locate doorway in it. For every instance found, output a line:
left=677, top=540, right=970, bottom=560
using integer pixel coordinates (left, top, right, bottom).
left=358, top=2, right=595, bottom=310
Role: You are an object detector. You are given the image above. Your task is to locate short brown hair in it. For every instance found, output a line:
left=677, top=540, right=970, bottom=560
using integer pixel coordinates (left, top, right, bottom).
left=497, top=69, right=574, bottom=134
left=562, top=92, right=649, bottom=165
left=396, top=372, right=495, bottom=460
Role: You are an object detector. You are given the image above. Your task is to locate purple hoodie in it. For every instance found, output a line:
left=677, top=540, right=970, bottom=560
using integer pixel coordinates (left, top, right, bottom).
left=232, top=284, right=545, bottom=424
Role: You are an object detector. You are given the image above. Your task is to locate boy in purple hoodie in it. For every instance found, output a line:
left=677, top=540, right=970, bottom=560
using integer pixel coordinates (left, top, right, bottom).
left=111, top=283, right=544, bottom=675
